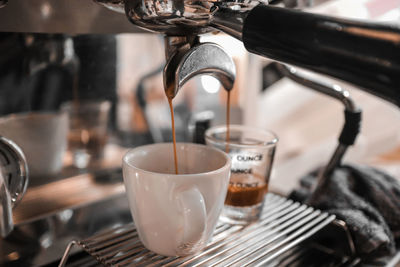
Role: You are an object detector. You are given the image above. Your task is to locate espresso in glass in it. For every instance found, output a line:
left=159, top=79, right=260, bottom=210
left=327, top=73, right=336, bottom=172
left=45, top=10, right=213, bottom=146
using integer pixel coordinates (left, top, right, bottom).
left=225, top=173, right=268, bottom=206
left=205, top=125, right=278, bottom=224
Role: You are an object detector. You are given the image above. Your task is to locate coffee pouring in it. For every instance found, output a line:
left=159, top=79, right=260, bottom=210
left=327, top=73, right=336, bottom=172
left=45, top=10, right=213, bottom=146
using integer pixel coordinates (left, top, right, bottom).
left=162, top=36, right=236, bottom=173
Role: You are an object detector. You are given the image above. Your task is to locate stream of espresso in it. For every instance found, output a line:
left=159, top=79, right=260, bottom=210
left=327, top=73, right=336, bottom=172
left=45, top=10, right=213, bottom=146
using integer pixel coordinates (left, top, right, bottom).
left=168, top=86, right=230, bottom=175
left=226, top=90, right=231, bottom=153
left=168, top=97, right=179, bottom=174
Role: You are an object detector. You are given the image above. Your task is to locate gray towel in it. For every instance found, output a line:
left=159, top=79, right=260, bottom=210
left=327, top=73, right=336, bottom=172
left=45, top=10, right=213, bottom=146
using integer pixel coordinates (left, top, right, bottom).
left=290, top=164, right=400, bottom=258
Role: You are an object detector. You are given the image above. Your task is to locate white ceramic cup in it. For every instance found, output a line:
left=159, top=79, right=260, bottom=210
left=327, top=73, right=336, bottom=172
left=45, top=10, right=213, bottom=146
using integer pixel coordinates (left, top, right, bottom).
left=122, top=142, right=231, bottom=256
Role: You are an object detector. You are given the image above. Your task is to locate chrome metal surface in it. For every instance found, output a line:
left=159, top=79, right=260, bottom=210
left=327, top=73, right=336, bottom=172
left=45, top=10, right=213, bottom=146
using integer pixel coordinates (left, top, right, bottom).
left=277, top=65, right=357, bottom=112
left=0, top=0, right=144, bottom=34
left=0, top=0, right=328, bottom=34
left=96, top=0, right=125, bottom=13
left=0, top=136, right=29, bottom=237
left=276, top=64, right=360, bottom=191
left=164, top=38, right=236, bottom=98
left=120, top=0, right=264, bottom=36
left=0, top=167, right=13, bottom=237
left=59, top=193, right=338, bottom=267
left=13, top=168, right=125, bottom=224
left=319, top=144, right=348, bottom=185
left=0, top=174, right=130, bottom=266
left=0, top=136, right=28, bottom=206
left=211, top=7, right=247, bottom=41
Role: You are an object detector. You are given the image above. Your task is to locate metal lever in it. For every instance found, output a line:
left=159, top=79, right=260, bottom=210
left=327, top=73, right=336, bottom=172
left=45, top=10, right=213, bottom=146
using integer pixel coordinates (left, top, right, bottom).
left=163, top=36, right=236, bottom=99
left=0, top=136, right=29, bottom=237
left=0, top=170, right=13, bottom=237
left=275, top=63, right=362, bottom=191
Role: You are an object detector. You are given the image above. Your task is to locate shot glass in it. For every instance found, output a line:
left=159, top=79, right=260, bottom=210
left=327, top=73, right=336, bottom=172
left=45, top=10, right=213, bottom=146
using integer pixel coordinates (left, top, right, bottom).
left=61, top=100, right=111, bottom=169
left=205, top=124, right=278, bottom=224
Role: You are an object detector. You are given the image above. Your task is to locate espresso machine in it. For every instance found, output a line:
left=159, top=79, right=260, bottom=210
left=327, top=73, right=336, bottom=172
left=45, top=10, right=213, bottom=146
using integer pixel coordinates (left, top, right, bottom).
left=97, top=0, right=400, bottom=104
left=0, top=0, right=400, bottom=266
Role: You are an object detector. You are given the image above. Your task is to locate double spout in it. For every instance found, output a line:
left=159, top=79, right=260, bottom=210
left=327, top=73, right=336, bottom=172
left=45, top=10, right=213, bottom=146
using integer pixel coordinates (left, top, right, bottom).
left=163, top=35, right=236, bottom=99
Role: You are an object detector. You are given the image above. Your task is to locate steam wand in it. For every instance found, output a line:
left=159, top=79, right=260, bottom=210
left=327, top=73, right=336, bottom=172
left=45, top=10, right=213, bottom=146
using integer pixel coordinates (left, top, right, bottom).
left=275, top=63, right=362, bottom=192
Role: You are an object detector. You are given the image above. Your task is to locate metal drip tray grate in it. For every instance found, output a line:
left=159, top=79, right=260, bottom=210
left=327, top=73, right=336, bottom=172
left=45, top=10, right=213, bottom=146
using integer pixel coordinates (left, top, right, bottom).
left=59, top=194, right=342, bottom=267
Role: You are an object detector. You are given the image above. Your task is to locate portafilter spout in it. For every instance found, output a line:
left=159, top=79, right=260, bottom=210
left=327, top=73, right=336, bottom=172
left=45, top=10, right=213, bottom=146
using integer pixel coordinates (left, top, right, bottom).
left=163, top=35, right=235, bottom=98
left=96, top=0, right=400, bottom=107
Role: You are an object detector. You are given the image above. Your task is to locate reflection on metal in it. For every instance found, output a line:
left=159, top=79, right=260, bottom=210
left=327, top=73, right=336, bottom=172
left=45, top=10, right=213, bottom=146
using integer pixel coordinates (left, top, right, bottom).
left=277, top=65, right=357, bottom=112
left=95, top=0, right=124, bottom=14
left=0, top=0, right=144, bottom=34
left=13, top=168, right=125, bottom=224
left=0, top=0, right=328, bottom=34
left=121, top=0, right=262, bottom=36
left=0, top=168, right=13, bottom=237
left=58, top=194, right=349, bottom=267
left=0, top=136, right=28, bottom=237
left=276, top=64, right=361, bottom=192
left=0, top=168, right=130, bottom=266
left=164, top=36, right=236, bottom=99
left=99, top=0, right=329, bottom=37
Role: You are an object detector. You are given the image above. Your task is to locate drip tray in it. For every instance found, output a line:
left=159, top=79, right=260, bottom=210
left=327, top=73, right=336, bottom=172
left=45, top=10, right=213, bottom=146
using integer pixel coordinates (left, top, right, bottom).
left=59, top=194, right=356, bottom=266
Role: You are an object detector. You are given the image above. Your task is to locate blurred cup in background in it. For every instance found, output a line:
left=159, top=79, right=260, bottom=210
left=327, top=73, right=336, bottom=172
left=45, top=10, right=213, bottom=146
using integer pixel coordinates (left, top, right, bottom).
left=0, top=111, right=68, bottom=184
left=61, top=100, right=111, bottom=169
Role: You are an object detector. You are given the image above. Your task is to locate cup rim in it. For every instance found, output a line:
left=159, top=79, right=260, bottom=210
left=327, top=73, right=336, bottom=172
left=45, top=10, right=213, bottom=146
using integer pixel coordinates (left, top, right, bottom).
left=0, top=111, right=67, bottom=124
left=123, top=142, right=231, bottom=177
left=60, top=100, right=111, bottom=112
left=205, top=124, right=278, bottom=149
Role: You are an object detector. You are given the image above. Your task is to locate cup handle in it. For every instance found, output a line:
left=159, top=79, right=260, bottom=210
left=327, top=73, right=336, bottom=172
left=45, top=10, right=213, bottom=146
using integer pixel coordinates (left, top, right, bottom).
left=176, top=187, right=207, bottom=249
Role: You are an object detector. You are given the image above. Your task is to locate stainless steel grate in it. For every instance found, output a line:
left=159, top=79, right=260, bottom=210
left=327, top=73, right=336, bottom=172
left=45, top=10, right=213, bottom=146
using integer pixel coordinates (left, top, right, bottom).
left=59, top=193, right=340, bottom=267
